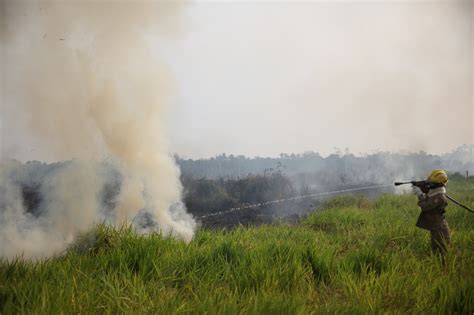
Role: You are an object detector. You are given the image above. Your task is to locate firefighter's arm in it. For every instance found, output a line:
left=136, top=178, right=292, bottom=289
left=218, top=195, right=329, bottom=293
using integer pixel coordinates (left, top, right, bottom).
left=417, top=194, right=446, bottom=212
left=415, top=188, right=425, bottom=202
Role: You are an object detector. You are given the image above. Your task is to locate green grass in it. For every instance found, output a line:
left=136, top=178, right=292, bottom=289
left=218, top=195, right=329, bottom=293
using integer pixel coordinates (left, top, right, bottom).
left=1, top=178, right=473, bottom=314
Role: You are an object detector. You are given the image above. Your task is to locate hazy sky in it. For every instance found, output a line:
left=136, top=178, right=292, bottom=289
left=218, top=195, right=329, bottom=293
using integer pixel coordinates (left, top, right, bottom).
left=156, top=1, right=473, bottom=158
left=1, top=1, right=473, bottom=161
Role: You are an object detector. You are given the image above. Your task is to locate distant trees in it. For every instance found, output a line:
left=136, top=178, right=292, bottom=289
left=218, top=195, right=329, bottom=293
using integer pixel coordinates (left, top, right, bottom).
left=177, top=145, right=474, bottom=183
left=177, top=146, right=474, bottom=208
left=182, top=170, right=295, bottom=216
left=181, top=176, right=237, bottom=215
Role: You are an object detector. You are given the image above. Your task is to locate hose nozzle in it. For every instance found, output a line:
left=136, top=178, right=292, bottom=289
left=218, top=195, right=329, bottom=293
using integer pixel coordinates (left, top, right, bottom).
left=394, top=182, right=410, bottom=186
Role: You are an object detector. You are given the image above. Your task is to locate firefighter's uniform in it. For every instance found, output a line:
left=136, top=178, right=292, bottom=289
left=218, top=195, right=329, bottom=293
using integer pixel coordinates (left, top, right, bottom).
left=414, top=170, right=450, bottom=255
left=416, top=187, right=450, bottom=254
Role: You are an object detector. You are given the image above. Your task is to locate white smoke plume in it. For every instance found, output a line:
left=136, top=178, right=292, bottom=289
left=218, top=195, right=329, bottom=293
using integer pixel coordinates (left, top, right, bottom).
left=0, top=1, right=196, bottom=259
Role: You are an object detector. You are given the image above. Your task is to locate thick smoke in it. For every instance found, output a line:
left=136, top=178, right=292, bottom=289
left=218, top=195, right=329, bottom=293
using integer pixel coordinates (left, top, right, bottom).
left=0, top=1, right=196, bottom=259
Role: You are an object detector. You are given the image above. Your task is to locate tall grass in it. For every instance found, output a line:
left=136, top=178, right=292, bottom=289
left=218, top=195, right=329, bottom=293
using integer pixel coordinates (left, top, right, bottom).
left=1, top=179, right=473, bottom=314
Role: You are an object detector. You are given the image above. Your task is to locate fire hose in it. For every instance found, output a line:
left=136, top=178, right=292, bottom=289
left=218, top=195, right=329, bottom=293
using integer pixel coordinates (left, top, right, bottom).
left=446, top=194, right=474, bottom=213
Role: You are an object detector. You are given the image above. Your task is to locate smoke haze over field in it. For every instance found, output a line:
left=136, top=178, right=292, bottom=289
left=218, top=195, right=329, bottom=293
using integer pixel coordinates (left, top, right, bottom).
left=0, top=1, right=473, bottom=258
left=0, top=1, right=195, bottom=258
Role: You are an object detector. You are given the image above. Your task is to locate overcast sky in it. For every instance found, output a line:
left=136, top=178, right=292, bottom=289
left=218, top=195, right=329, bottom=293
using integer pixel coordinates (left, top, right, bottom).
left=155, top=1, right=473, bottom=158
left=1, top=1, right=473, bottom=161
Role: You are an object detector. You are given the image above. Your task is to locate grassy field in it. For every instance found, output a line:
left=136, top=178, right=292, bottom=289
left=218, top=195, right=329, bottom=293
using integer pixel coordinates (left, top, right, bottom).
left=1, top=177, right=473, bottom=314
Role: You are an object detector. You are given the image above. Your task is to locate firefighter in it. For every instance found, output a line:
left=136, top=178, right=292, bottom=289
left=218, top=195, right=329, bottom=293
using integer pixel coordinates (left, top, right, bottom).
left=415, top=170, right=450, bottom=256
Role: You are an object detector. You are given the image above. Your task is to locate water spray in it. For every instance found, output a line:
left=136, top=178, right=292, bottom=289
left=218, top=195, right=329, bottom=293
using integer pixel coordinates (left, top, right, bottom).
left=198, top=184, right=393, bottom=219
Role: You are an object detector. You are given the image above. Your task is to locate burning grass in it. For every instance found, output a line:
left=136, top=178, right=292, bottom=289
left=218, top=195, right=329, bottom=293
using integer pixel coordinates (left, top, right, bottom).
left=1, top=178, right=473, bottom=314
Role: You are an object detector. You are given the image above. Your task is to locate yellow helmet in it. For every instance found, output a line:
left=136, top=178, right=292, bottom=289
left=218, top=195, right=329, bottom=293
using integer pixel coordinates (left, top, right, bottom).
left=427, top=169, right=448, bottom=185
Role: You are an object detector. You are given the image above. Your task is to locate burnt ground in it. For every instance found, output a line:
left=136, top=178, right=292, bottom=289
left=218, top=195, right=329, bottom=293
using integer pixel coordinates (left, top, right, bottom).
left=193, top=199, right=319, bottom=230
